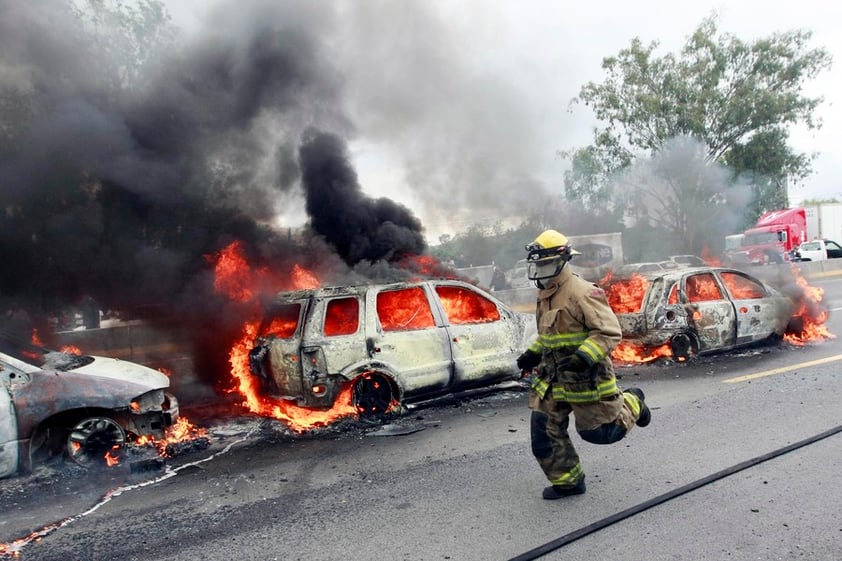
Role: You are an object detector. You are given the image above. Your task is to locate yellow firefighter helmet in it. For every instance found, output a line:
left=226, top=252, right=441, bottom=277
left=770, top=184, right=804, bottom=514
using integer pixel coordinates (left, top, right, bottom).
left=525, top=229, right=580, bottom=280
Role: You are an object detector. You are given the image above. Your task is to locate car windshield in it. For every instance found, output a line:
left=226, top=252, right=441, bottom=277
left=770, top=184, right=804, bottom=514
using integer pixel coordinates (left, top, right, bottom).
left=0, top=330, right=92, bottom=370
left=743, top=232, right=779, bottom=245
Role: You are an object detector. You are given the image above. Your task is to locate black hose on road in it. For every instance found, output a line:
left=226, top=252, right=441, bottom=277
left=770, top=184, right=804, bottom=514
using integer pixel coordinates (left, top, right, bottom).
left=508, top=424, right=842, bottom=561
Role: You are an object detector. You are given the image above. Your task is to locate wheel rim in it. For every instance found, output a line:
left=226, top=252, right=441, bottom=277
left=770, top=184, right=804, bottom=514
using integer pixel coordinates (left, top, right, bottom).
left=67, top=417, right=126, bottom=466
left=670, top=332, right=694, bottom=361
left=353, top=372, right=394, bottom=416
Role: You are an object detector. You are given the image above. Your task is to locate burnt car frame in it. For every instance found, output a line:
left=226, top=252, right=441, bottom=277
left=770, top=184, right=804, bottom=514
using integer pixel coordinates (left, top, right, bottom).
left=0, top=333, right=179, bottom=478
left=248, top=279, right=535, bottom=415
left=604, top=267, right=795, bottom=360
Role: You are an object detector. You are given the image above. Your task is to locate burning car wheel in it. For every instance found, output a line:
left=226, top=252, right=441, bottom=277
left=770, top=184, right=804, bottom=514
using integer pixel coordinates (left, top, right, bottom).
left=353, top=372, right=395, bottom=417
left=670, top=332, right=696, bottom=361
left=67, top=417, right=127, bottom=467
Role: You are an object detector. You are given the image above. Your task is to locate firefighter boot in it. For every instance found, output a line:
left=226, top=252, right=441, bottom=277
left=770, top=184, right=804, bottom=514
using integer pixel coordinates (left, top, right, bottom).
left=542, top=476, right=586, bottom=500
left=625, top=387, right=651, bottom=427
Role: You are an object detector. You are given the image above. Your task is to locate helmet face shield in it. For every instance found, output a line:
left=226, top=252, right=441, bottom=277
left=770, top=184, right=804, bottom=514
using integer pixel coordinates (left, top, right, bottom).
left=527, top=256, right=564, bottom=280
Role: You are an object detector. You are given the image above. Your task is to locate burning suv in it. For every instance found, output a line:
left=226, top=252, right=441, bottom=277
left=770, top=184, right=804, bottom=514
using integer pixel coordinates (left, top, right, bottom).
left=248, top=279, right=536, bottom=415
left=603, top=267, right=795, bottom=360
left=0, top=332, right=179, bottom=478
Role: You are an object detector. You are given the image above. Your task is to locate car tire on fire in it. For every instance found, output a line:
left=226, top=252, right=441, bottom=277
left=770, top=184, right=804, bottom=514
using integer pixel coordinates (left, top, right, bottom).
left=66, top=416, right=127, bottom=467
left=670, top=331, right=698, bottom=361
left=352, top=371, right=396, bottom=417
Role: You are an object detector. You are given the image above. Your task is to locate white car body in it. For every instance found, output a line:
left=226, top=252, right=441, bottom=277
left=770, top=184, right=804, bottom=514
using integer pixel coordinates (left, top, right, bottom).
left=1, top=343, right=178, bottom=478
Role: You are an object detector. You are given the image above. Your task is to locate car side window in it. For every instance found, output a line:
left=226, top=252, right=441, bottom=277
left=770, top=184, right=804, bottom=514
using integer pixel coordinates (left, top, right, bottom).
left=435, top=286, right=501, bottom=325
left=667, top=283, right=679, bottom=305
left=377, top=287, right=435, bottom=331
left=720, top=272, right=766, bottom=299
left=827, top=241, right=842, bottom=251
left=685, top=273, right=723, bottom=302
left=259, top=303, right=301, bottom=338
left=323, top=297, right=360, bottom=336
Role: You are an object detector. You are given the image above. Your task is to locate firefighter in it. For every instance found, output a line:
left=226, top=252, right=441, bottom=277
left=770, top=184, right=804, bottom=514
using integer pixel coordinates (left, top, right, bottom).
left=516, top=229, right=651, bottom=499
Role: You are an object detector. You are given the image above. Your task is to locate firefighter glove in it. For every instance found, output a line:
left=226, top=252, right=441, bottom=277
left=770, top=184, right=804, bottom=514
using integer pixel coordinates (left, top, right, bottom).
left=516, top=349, right=541, bottom=372
left=557, top=353, right=589, bottom=373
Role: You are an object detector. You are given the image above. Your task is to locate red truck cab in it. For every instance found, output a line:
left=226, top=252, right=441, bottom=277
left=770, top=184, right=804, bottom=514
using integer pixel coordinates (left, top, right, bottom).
left=729, top=208, right=807, bottom=265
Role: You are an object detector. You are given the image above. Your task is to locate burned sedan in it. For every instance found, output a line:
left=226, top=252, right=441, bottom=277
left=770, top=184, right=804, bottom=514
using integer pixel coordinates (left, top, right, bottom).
left=603, top=267, right=796, bottom=360
left=0, top=333, right=179, bottom=478
left=248, top=279, right=536, bottom=415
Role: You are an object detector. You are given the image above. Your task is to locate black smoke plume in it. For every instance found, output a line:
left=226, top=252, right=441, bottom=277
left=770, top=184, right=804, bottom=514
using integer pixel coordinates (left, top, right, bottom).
left=299, top=129, right=426, bottom=265
left=0, top=1, right=429, bottom=399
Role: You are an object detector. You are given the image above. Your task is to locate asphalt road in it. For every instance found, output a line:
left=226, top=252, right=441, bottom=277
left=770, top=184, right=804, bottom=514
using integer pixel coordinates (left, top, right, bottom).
left=2, top=277, right=842, bottom=561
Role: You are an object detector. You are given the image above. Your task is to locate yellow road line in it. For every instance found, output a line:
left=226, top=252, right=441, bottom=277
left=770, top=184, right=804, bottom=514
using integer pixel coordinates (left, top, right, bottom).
left=724, top=354, right=842, bottom=384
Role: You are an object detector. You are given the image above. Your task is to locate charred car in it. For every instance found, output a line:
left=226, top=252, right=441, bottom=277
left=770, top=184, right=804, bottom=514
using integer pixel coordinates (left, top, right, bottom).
left=248, top=279, right=536, bottom=415
left=0, top=333, right=179, bottom=478
left=603, top=267, right=795, bottom=360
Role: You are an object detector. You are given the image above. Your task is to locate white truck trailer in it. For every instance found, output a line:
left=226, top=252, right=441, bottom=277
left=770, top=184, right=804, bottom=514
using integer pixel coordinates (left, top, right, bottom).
left=804, top=203, right=842, bottom=241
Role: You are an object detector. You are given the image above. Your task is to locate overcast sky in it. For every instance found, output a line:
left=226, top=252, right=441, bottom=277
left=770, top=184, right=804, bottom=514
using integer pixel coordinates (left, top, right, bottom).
left=168, top=0, right=842, bottom=241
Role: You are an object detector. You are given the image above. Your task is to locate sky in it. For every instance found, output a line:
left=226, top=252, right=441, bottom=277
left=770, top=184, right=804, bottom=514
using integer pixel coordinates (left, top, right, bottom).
left=168, top=0, right=842, bottom=243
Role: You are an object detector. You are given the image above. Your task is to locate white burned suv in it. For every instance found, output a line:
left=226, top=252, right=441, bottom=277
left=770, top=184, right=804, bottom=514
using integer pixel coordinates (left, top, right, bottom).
left=248, top=279, right=536, bottom=415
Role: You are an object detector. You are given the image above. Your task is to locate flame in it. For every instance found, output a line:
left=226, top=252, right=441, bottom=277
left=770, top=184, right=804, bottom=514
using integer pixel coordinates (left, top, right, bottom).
left=227, top=324, right=357, bottom=432
left=206, top=240, right=360, bottom=432
left=130, top=416, right=210, bottom=457
left=31, top=328, right=44, bottom=347
left=104, top=448, right=121, bottom=467
left=613, top=342, right=673, bottom=363
left=60, top=345, right=81, bottom=355
left=603, top=273, right=649, bottom=314
left=701, top=246, right=721, bottom=266
left=436, top=286, right=500, bottom=324
left=784, top=269, right=835, bottom=345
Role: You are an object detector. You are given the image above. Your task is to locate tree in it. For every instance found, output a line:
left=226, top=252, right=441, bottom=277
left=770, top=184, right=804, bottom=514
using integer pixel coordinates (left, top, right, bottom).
left=563, top=15, right=831, bottom=252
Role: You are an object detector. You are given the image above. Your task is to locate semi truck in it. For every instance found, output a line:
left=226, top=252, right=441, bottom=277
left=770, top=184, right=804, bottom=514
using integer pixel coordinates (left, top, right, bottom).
left=727, top=207, right=808, bottom=265
left=803, top=203, right=842, bottom=241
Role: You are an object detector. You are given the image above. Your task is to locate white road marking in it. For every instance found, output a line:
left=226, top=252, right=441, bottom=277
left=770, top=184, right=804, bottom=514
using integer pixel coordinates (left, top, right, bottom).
left=724, top=354, right=842, bottom=384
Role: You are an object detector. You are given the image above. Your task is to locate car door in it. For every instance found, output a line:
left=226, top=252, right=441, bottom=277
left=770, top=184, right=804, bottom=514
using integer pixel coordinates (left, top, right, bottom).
left=718, top=271, right=776, bottom=343
left=824, top=240, right=842, bottom=259
left=682, top=272, right=737, bottom=351
left=431, top=283, right=520, bottom=389
left=0, top=361, right=20, bottom=478
left=367, top=285, right=453, bottom=398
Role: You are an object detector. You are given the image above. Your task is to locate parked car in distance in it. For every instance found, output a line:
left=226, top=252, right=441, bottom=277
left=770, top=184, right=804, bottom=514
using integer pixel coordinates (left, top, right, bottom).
left=669, top=255, right=707, bottom=267
left=506, top=259, right=532, bottom=289
left=613, top=262, right=675, bottom=277
left=602, top=266, right=795, bottom=360
left=248, top=279, right=536, bottom=415
left=790, top=239, right=842, bottom=262
left=1, top=332, right=179, bottom=478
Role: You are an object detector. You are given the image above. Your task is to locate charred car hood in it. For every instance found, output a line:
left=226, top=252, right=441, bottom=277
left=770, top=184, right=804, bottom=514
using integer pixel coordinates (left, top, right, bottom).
left=68, top=355, right=170, bottom=389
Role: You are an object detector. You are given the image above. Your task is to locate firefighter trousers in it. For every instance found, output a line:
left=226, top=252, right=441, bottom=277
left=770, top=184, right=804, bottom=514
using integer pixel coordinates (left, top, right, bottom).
left=528, top=386, right=639, bottom=488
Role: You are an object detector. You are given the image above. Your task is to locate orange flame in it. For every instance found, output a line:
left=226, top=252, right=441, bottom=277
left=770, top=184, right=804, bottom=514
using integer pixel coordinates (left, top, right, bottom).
left=613, top=342, right=673, bottom=363
left=701, top=246, right=721, bottom=266
left=603, top=273, right=649, bottom=314
left=227, top=324, right=358, bottom=432
left=104, top=448, right=121, bottom=467
left=784, top=270, right=835, bottom=345
left=207, top=240, right=358, bottom=432
left=31, top=328, right=44, bottom=347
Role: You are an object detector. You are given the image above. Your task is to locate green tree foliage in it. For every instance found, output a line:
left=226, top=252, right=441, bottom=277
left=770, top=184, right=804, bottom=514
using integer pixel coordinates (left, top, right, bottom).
left=563, top=15, right=831, bottom=255
left=800, top=197, right=840, bottom=205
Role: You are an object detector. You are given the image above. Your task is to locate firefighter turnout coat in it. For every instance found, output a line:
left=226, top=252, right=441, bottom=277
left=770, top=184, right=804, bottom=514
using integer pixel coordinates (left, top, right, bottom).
left=528, top=264, right=622, bottom=403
